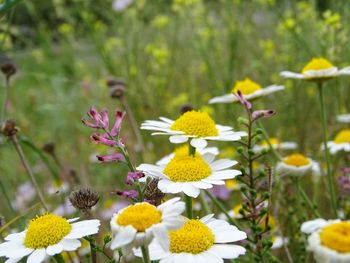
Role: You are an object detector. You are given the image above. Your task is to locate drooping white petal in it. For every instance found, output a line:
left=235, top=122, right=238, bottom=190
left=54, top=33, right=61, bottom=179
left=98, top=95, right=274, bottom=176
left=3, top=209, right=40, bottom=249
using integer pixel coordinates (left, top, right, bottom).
left=110, top=225, right=137, bottom=249
left=152, top=225, right=169, bottom=251
left=209, top=94, right=236, bottom=104
left=209, top=169, right=241, bottom=180
left=190, top=138, right=208, bottom=149
left=182, top=183, right=200, bottom=198
left=4, top=232, right=25, bottom=241
left=200, top=214, right=215, bottom=223
left=280, top=71, right=305, bottom=79
left=27, top=249, right=46, bottom=263
left=169, top=135, right=189, bottom=144
left=301, top=218, right=328, bottom=234
left=210, top=159, right=237, bottom=171
left=3, top=246, right=34, bottom=259
left=46, top=243, right=63, bottom=255
left=210, top=244, right=246, bottom=259
left=60, top=238, right=81, bottom=251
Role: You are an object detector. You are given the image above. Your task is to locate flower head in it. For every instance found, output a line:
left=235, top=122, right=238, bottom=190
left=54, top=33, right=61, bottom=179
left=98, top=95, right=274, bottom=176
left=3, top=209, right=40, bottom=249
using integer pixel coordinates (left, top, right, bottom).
left=280, top=57, right=350, bottom=81
left=276, top=153, right=313, bottom=176
left=141, top=110, right=246, bottom=149
left=0, top=214, right=100, bottom=263
left=209, top=78, right=284, bottom=104
left=136, top=214, right=247, bottom=263
left=253, top=137, right=297, bottom=153
left=138, top=151, right=241, bottom=198
left=326, top=129, right=350, bottom=154
left=301, top=218, right=350, bottom=262
left=337, top=113, right=350, bottom=123
left=110, top=198, right=185, bottom=253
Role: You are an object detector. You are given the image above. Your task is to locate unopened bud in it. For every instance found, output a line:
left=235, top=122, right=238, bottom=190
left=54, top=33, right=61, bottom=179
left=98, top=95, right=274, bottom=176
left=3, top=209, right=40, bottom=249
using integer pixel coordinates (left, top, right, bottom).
left=1, top=119, right=19, bottom=136
left=107, top=77, right=126, bottom=99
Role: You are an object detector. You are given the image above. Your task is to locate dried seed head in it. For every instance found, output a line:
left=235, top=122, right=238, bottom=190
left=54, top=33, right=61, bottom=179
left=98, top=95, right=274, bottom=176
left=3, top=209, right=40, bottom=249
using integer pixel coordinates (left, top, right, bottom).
left=0, top=119, right=19, bottom=136
left=42, top=142, right=55, bottom=155
left=180, top=104, right=194, bottom=115
left=106, top=77, right=126, bottom=99
left=143, top=179, right=165, bottom=206
left=69, top=188, right=99, bottom=216
left=0, top=57, right=16, bottom=78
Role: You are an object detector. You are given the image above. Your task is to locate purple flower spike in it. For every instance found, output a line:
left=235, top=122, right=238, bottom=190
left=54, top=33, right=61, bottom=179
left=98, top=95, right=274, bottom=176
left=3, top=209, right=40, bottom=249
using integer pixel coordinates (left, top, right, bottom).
left=126, top=171, right=145, bottom=185
left=235, top=90, right=252, bottom=109
left=252, top=109, right=276, bottom=121
left=91, top=133, right=117, bottom=146
left=101, top=108, right=109, bottom=130
left=117, top=189, right=138, bottom=199
left=111, top=111, right=126, bottom=136
left=97, top=153, right=124, bottom=163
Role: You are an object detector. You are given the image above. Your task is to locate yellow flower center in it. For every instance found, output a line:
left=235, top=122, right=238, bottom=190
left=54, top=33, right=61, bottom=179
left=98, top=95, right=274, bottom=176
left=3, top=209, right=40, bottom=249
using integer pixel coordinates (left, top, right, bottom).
left=334, top=129, right=350, bottom=144
left=233, top=204, right=243, bottom=215
left=226, top=179, right=239, bottom=190
left=261, top=138, right=279, bottom=147
left=232, top=78, right=262, bottom=95
left=283, top=153, right=310, bottom=167
left=170, top=111, right=218, bottom=137
left=260, top=215, right=276, bottom=231
left=117, top=203, right=162, bottom=232
left=24, top=214, right=71, bottom=249
left=320, top=222, right=350, bottom=253
left=169, top=219, right=215, bottom=254
left=302, top=58, right=334, bottom=73
left=174, top=145, right=198, bottom=158
left=163, top=155, right=211, bottom=182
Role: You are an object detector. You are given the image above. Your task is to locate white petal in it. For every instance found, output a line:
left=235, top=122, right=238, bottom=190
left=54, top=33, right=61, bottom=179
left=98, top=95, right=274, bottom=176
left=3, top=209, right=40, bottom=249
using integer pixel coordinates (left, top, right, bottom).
left=210, top=159, right=237, bottom=171
left=27, top=248, right=46, bottom=263
left=202, top=153, right=216, bottom=164
left=60, top=238, right=81, bottom=251
left=4, top=232, right=25, bottom=241
left=193, top=181, right=213, bottom=189
left=209, top=94, right=236, bottom=104
left=200, top=214, right=214, bottom=223
left=46, top=243, right=63, bottom=255
left=280, top=71, right=305, bottom=79
left=183, top=183, right=200, bottom=197
left=338, top=66, right=350, bottom=75
left=0, top=242, right=25, bottom=256
left=210, top=244, right=246, bottom=259
left=169, top=135, right=188, bottom=144
left=4, top=247, right=34, bottom=259
left=152, top=225, right=169, bottom=251
left=301, top=218, right=327, bottom=234
left=209, top=170, right=241, bottom=180
left=65, top=220, right=100, bottom=239
left=110, top=226, right=137, bottom=249
left=190, top=138, right=207, bottom=149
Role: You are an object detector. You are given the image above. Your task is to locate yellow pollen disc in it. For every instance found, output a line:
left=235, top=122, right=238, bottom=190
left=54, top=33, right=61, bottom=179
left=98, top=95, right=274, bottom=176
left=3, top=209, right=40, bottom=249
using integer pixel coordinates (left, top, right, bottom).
left=24, top=213, right=71, bottom=249
left=169, top=219, right=215, bottom=254
left=233, top=204, right=243, bottom=215
left=334, top=129, right=350, bottom=144
left=302, top=58, right=334, bottom=73
left=320, top=222, right=350, bottom=253
left=261, top=138, right=279, bottom=147
left=117, top=203, right=161, bottom=232
left=232, top=78, right=262, bottom=95
left=170, top=111, right=218, bottom=137
left=283, top=153, right=310, bottom=167
left=163, top=155, right=211, bottom=182
left=173, top=145, right=198, bottom=158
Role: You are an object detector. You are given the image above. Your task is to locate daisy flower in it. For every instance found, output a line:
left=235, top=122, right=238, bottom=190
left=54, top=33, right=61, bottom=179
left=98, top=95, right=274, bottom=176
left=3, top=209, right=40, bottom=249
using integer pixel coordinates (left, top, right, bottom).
left=326, top=129, right=350, bottom=154
left=136, top=214, right=247, bottom=263
left=0, top=213, right=100, bottom=263
left=253, top=137, right=297, bottom=153
left=280, top=57, right=350, bottom=81
left=337, top=113, right=350, bottom=123
left=138, top=151, right=241, bottom=198
left=141, top=110, right=246, bottom=149
left=301, top=218, right=350, bottom=263
left=209, top=78, right=284, bottom=104
left=276, top=153, right=313, bottom=176
left=110, top=198, right=185, bottom=254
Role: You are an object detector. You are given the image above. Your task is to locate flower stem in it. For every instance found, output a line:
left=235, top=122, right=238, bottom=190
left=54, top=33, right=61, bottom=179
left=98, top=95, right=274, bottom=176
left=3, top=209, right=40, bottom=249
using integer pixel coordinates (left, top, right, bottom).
left=199, top=191, right=211, bottom=214
left=294, top=177, right=321, bottom=217
left=0, top=76, right=9, bottom=122
left=184, top=194, right=193, bottom=219
left=88, top=237, right=97, bottom=263
left=53, top=254, right=65, bottom=263
left=141, top=245, right=151, bottom=263
left=317, top=82, right=337, bottom=217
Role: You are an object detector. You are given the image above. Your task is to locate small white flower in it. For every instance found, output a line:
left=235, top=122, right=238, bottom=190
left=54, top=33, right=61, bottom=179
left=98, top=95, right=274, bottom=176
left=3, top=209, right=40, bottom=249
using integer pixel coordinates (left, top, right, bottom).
left=325, top=129, right=350, bottom=154
left=253, top=137, right=297, bottom=153
left=0, top=214, right=100, bottom=263
left=301, top=218, right=350, bottom=263
left=337, top=114, right=350, bottom=123
left=141, top=110, right=246, bottom=149
left=138, top=151, right=241, bottom=198
left=280, top=57, right=350, bottom=80
left=135, top=214, right=247, bottom=263
left=209, top=78, right=284, bottom=104
left=271, top=236, right=288, bottom=250
left=47, top=180, right=69, bottom=195
left=276, top=153, right=313, bottom=176
left=110, top=198, right=185, bottom=254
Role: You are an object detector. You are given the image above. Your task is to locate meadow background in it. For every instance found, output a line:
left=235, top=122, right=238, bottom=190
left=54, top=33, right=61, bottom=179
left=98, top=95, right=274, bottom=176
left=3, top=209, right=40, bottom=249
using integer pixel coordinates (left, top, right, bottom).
left=1, top=0, right=350, bottom=262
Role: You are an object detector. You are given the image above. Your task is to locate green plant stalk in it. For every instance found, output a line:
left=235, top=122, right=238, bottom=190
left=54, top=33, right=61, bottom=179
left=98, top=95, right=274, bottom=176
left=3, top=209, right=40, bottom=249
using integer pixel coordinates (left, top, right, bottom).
left=256, top=121, right=281, bottom=161
left=294, top=177, right=321, bottom=217
left=0, top=0, right=23, bottom=17
left=317, top=82, right=337, bottom=217
left=184, top=194, right=193, bottom=219
left=199, top=191, right=211, bottom=215
left=0, top=180, right=16, bottom=216
left=141, top=245, right=151, bottom=263
left=53, top=254, right=65, bottom=263
left=0, top=76, right=9, bottom=122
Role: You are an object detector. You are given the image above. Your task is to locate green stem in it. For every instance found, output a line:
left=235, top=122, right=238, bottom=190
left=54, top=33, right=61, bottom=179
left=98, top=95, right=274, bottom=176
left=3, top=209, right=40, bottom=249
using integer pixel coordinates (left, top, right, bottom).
left=184, top=194, right=193, bottom=219
left=141, top=245, right=151, bottom=263
left=204, top=190, right=239, bottom=227
left=256, top=121, right=281, bottom=161
left=53, top=254, right=65, bottom=263
left=188, top=141, right=196, bottom=156
left=199, top=191, right=211, bottom=214
left=88, top=237, right=97, bottom=263
left=0, top=76, right=9, bottom=122
left=295, top=177, right=321, bottom=217
left=317, top=82, right=337, bottom=217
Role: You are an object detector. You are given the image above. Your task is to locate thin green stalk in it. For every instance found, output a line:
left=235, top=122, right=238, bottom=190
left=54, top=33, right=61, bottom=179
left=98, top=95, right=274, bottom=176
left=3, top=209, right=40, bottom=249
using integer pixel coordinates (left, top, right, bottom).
left=0, top=76, right=9, bottom=122
left=317, top=82, right=337, bottom=217
left=204, top=190, right=238, bottom=227
left=184, top=194, right=193, bottom=219
left=141, top=245, right=151, bottom=263
left=199, top=191, right=211, bottom=215
left=256, top=121, right=281, bottom=161
left=294, top=177, right=321, bottom=217
left=53, top=254, right=65, bottom=263
left=0, top=180, right=16, bottom=215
